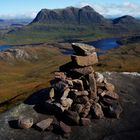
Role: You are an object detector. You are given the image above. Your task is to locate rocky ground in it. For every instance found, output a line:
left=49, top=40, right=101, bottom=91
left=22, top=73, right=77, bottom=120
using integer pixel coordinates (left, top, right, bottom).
left=0, top=72, right=140, bottom=140
left=0, top=43, right=140, bottom=140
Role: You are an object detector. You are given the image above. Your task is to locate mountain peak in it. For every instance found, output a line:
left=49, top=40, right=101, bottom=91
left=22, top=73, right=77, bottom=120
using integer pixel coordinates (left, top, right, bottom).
left=32, top=6, right=107, bottom=25
left=81, top=5, right=94, bottom=11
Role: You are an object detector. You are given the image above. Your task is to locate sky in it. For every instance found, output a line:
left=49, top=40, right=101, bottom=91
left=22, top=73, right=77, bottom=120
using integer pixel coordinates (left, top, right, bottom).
left=0, top=0, right=140, bottom=19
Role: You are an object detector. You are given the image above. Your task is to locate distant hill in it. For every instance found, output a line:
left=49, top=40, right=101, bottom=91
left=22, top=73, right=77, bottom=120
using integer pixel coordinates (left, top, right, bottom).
left=109, top=15, right=140, bottom=34
left=117, top=35, right=140, bottom=45
left=113, top=15, right=140, bottom=24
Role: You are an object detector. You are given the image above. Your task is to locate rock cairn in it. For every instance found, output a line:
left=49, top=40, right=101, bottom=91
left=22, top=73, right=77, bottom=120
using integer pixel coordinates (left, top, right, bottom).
left=18, top=43, right=123, bottom=137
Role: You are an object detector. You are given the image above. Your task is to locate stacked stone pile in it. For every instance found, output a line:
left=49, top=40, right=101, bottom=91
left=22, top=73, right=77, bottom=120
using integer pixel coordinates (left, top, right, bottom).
left=18, top=43, right=123, bottom=138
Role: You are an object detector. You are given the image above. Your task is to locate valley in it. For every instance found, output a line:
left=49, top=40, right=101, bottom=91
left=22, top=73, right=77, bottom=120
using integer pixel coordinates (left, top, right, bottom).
left=0, top=5, right=140, bottom=113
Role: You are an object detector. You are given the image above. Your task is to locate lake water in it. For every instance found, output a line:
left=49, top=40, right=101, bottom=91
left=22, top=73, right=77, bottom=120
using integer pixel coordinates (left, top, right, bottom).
left=62, top=38, right=120, bottom=55
left=0, top=38, right=120, bottom=54
left=86, top=38, right=119, bottom=50
left=0, top=45, right=13, bottom=51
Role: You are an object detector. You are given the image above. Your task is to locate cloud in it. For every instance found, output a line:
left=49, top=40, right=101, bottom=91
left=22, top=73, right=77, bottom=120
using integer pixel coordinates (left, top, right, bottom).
left=79, top=1, right=140, bottom=17
left=0, top=11, right=37, bottom=19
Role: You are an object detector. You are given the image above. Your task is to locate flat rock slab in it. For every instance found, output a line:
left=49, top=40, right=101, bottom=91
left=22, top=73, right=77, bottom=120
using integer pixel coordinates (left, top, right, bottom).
left=72, top=43, right=95, bottom=56
left=71, top=52, right=98, bottom=66
left=36, top=118, right=53, bottom=131
left=0, top=72, right=140, bottom=140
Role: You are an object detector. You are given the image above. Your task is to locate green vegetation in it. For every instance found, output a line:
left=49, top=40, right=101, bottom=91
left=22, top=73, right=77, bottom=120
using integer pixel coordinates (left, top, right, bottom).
left=95, top=43, right=140, bottom=72
left=0, top=23, right=109, bottom=45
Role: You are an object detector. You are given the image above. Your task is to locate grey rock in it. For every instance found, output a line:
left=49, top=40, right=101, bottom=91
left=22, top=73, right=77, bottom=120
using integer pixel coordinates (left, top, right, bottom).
left=72, top=43, right=95, bottom=56
left=95, top=72, right=104, bottom=83
left=88, top=73, right=98, bottom=100
left=18, top=116, right=33, bottom=129
left=108, top=102, right=123, bottom=119
left=54, top=72, right=66, bottom=80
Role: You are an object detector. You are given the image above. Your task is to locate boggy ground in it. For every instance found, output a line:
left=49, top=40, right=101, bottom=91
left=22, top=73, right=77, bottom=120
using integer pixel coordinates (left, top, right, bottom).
left=0, top=72, right=140, bottom=140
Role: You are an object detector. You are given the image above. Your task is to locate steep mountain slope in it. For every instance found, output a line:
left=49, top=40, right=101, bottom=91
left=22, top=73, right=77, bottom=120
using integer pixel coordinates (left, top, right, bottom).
left=32, top=6, right=109, bottom=26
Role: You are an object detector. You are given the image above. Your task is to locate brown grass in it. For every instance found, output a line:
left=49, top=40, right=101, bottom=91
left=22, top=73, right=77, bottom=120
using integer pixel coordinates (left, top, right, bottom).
left=0, top=45, right=69, bottom=112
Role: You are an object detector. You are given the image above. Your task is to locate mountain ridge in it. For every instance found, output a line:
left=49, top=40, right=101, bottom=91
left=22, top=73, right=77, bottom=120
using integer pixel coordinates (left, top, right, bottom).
left=32, top=6, right=110, bottom=26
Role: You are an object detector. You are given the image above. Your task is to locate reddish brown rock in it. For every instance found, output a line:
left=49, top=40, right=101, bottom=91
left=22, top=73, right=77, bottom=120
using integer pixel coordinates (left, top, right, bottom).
left=64, top=110, right=80, bottom=125
left=105, top=82, right=115, bottom=92
left=81, top=102, right=91, bottom=118
left=60, top=121, right=72, bottom=134
left=72, top=43, right=96, bottom=56
left=88, top=73, right=98, bottom=100
left=81, top=118, right=91, bottom=126
left=36, top=118, right=53, bottom=131
left=70, top=66, right=94, bottom=75
left=103, top=91, right=119, bottom=100
left=91, top=102, right=104, bottom=119
left=71, top=52, right=98, bottom=67
left=75, top=90, right=89, bottom=96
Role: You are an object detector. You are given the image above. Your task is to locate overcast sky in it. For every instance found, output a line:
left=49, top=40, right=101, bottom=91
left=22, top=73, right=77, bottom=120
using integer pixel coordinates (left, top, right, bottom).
left=0, top=0, right=140, bottom=19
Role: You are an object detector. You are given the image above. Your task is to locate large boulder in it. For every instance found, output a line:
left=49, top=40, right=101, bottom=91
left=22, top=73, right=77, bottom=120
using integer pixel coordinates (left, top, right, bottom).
left=72, top=43, right=96, bottom=56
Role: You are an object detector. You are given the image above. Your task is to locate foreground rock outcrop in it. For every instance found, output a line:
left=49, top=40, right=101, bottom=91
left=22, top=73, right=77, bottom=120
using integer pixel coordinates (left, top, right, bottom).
left=0, top=72, right=140, bottom=140
left=0, top=43, right=140, bottom=140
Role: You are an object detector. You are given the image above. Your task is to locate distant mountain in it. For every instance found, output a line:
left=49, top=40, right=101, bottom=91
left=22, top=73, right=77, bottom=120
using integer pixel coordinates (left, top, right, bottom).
left=113, top=15, right=140, bottom=25
left=111, top=15, right=140, bottom=34
left=31, top=6, right=140, bottom=34
left=32, top=6, right=110, bottom=26
left=3, top=6, right=140, bottom=44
